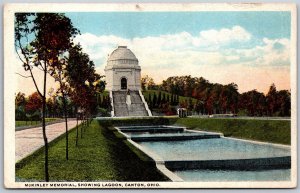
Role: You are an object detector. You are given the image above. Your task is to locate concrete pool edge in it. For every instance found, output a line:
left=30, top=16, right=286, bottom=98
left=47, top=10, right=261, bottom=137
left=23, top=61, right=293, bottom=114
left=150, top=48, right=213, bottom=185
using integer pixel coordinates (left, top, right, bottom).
left=115, top=125, right=291, bottom=182
left=115, top=127, right=184, bottom=182
left=174, top=126, right=291, bottom=149
left=223, top=136, right=291, bottom=150
left=165, top=156, right=291, bottom=170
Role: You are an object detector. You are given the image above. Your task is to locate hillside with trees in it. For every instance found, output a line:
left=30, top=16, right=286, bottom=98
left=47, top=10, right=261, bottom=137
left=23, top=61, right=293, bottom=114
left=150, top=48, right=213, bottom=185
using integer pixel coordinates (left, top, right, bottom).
left=142, top=75, right=290, bottom=117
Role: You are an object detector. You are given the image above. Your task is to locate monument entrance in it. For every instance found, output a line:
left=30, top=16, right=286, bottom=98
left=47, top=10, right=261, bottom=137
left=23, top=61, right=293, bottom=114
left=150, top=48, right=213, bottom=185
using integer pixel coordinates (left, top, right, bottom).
left=121, top=77, right=127, bottom=90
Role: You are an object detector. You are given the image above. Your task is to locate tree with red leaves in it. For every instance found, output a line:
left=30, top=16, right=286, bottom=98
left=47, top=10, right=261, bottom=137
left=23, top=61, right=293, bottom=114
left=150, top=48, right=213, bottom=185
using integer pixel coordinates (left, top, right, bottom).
left=65, top=44, right=104, bottom=145
left=25, top=92, right=42, bottom=113
left=15, top=13, right=78, bottom=181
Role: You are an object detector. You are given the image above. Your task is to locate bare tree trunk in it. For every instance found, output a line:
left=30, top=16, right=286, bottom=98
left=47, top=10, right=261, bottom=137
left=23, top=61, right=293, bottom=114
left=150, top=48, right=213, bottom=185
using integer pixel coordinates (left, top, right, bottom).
left=76, top=116, right=79, bottom=146
left=62, top=92, right=69, bottom=160
left=80, top=116, right=83, bottom=139
left=42, top=64, right=49, bottom=182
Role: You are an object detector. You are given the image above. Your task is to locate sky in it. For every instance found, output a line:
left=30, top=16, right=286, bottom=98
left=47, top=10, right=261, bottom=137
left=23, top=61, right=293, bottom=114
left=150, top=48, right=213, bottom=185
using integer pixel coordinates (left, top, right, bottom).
left=16, top=11, right=291, bottom=95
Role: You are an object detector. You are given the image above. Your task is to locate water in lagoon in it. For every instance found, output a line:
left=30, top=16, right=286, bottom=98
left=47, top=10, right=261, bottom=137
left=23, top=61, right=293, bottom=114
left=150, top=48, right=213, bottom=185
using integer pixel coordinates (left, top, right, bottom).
left=121, top=126, right=291, bottom=181
left=174, top=169, right=291, bottom=181
left=137, top=138, right=290, bottom=161
left=123, top=130, right=206, bottom=137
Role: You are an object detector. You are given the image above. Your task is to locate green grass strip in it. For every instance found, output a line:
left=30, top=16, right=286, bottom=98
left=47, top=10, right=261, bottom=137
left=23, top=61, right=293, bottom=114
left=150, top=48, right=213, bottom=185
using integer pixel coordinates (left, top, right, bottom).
left=16, top=118, right=60, bottom=127
left=173, top=118, right=291, bottom=145
left=16, top=120, right=168, bottom=182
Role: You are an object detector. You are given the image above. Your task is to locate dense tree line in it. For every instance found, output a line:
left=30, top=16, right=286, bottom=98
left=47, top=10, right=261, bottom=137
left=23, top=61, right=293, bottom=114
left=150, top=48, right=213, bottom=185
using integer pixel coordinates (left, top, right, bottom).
left=143, top=75, right=290, bottom=117
left=238, top=84, right=290, bottom=116
left=15, top=91, right=81, bottom=120
left=145, top=92, right=179, bottom=115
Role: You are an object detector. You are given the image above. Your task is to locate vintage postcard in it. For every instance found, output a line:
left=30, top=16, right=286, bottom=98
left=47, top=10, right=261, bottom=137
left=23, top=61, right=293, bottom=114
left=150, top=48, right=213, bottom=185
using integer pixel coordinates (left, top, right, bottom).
left=4, top=3, right=297, bottom=188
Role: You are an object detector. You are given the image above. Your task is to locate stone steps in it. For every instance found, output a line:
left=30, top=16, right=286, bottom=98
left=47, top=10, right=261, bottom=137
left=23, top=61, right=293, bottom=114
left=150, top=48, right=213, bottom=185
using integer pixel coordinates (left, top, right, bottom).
left=112, top=91, right=149, bottom=117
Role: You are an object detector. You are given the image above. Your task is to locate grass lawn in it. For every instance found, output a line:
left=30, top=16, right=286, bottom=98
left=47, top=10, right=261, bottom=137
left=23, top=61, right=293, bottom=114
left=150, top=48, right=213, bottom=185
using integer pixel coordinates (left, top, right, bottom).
left=92, top=116, right=290, bottom=145
left=15, top=118, right=60, bottom=127
left=16, top=120, right=168, bottom=181
left=15, top=116, right=290, bottom=181
left=173, top=118, right=291, bottom=145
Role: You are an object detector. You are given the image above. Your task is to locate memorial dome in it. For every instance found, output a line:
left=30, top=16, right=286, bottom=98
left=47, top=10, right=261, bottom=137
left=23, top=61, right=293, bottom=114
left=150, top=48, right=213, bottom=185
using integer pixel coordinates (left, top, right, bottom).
left=108, top=46, right=138, bottom=63
left=105, top=45, right=141, bottom=92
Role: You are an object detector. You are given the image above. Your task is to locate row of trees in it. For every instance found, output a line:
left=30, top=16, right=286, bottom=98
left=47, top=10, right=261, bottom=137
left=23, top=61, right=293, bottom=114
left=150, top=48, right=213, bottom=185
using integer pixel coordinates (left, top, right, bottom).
left=142, top=75, right=291, bottom=117
left=15, top=13, right=104, bottom=181
left=15, top=91, right=77, bottom=121
left=239, top=84, right=291, bottom=116
left=144, top=92, right=180, bottom=115
left=146, top=92, right=180, bottom=108
left=15, top=92, right=42, bottom=121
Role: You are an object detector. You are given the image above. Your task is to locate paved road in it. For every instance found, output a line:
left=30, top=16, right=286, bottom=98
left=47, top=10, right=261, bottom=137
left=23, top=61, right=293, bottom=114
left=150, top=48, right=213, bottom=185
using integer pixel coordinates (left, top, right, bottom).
left=15, top=119, right=80, bottom=162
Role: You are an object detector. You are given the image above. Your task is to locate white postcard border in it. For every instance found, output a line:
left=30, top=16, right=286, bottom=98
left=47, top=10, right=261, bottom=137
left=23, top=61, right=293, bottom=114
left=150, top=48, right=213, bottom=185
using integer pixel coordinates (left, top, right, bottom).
left=4, top=3, right=297, bottom=188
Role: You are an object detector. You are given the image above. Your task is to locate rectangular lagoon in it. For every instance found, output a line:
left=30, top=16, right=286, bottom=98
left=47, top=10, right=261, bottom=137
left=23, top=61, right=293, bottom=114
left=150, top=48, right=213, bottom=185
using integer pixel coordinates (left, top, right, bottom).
left=120, top=126, right=220, bottom=141
left=117, top=125, right=291, bottom=181
left=137, top=138, right=290, bottom=161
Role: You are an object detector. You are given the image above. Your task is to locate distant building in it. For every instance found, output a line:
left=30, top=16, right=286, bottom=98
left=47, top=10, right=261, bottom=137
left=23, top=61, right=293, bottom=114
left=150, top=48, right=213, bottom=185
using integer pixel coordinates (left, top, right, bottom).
left=104, top=46, right=151, bottom=117
left=105, top=46, right=141, bottom=91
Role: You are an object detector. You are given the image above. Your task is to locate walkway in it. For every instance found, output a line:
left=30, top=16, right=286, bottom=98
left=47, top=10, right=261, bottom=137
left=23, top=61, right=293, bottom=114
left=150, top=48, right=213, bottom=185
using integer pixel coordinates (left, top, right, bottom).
left=15, top=119, right=80, bottom=162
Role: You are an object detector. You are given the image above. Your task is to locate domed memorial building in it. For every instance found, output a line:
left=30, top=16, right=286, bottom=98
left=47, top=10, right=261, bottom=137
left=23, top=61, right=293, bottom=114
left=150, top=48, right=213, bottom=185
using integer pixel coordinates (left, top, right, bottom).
left=105, top=46, right=151, bottom=117
left=105, top=46, right=141, bottom=91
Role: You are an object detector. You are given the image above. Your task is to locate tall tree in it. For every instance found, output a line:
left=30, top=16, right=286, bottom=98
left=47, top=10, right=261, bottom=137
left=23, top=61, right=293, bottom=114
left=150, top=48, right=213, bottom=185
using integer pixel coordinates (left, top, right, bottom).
left=66, top=44, right=103, bottom=141
left=148, top=93, right=152, bottom=109
left=170, top=93, right=174, bottom=105
left=25, top=92, right=42, bottom=114
left=15, top=92, right=27, bottom=120
left=141, top=75, right=156, bottom=91
left=152, top=93, right=157, bottom=108
left=276, top=90, right=291, bottom=116
left=15, top=13, right=78, bottom=181
left=51, top=58, right=72, bottom=160
left=15, top=92, right=26, bottom=107
left=157, top=91, right=162, bottom=107
left=266, top=83, right=278, bottom=116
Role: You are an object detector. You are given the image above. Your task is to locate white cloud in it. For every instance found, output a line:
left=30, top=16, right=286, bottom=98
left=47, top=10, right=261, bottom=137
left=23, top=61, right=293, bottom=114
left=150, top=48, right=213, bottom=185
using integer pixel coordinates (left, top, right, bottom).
left=74, top=33, right=130, bottom=65
left=227, top=37, right=290, bottom=67
left=260, top=38, right=290, bottom=66
left=73, top=26, right=290, bottom=93
left=198, top=25, right=251, bottom=47
left=16, top=26, right=290, bottom=95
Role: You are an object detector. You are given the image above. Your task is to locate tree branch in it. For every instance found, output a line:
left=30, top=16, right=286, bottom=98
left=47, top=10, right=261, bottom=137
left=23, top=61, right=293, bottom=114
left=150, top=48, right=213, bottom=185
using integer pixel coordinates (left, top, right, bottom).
left=15, top=72, right=31, bottom=78
left=17, top=37, right=43, bottom=97
left=39, top=63, right=45, bottom=71
left=14, top=43, right=26, bottom=64
left=28, top=66, right=43, bottom=97
left=36, top=65, right=45, bottom=72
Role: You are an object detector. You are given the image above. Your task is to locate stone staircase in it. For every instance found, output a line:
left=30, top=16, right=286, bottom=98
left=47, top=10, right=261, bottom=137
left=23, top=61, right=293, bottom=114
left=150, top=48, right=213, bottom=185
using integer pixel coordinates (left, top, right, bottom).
left=112, top=91, right=149, bottom=117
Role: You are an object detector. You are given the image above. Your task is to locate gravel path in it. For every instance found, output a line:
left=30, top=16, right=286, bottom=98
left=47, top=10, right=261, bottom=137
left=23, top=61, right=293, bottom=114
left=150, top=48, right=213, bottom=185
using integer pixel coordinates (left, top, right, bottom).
left=15, top=119, right=80, bottom=162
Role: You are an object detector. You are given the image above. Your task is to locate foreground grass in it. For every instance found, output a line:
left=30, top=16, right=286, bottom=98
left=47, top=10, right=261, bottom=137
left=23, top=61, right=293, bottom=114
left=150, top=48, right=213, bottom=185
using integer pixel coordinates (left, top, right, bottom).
left=15, top=118, right=60, bottom=127
left=16, top=120, right=168, bottom=181
left=15, top=117, right=290, bottom=181
left=173, top=118, right=291, bottom=145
